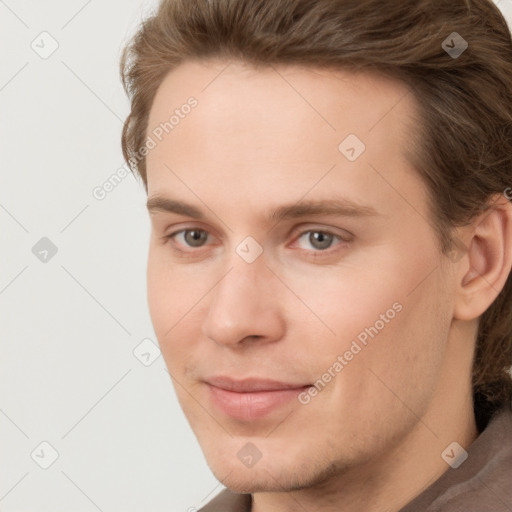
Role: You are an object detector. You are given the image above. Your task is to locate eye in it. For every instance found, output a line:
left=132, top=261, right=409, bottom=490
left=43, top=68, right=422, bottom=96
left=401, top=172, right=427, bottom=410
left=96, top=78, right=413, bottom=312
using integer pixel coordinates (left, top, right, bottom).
left=296, top=230, right=344, bottom=251
left=171, top=229, right=210, bottom=248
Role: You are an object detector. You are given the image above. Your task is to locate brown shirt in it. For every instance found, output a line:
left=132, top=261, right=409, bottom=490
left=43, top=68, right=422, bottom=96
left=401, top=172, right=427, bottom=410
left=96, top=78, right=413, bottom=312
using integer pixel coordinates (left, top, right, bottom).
left=199, top=404, right=512, bottom=511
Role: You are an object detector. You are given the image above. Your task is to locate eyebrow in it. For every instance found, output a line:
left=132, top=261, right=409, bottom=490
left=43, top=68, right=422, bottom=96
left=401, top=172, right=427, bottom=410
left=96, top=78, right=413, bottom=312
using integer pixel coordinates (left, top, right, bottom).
left=146, top=196, right=379, bottom=222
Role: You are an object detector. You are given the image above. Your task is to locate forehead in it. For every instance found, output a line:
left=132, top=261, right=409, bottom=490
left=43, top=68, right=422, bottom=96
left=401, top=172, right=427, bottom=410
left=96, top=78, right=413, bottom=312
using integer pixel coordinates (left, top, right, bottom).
left=145, top=59, right=426, bottom=225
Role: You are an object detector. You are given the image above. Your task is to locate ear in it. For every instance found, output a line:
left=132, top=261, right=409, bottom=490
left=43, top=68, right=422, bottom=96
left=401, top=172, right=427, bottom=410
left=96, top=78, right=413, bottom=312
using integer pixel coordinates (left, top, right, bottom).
left=453, top=193, right=512, bottom=321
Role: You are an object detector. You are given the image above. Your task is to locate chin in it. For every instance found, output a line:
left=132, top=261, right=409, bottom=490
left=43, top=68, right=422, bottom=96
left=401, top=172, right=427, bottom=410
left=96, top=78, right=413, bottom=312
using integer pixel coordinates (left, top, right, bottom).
left=213, top=466, right=303, bottom=494
left=218, top=473, right=277, bottom=494
left=200, top=442, right=288, bottom=492
left=202, top=441, right=345, bottom=495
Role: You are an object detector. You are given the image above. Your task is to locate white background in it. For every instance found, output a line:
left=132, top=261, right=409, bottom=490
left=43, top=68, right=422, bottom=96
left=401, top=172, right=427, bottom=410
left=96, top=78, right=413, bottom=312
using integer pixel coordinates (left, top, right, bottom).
left=1, top=1, right=511, bottom=511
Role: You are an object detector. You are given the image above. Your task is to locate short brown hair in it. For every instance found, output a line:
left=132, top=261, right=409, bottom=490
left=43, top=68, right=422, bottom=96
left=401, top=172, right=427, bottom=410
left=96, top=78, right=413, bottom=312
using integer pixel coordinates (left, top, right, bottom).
left=120, top=0, right=512, bottom=422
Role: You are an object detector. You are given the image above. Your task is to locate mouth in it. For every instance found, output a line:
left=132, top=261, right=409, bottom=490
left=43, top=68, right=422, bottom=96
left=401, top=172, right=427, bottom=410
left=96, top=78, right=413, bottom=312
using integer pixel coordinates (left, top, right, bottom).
left=204, top=376, right=312, bottom=421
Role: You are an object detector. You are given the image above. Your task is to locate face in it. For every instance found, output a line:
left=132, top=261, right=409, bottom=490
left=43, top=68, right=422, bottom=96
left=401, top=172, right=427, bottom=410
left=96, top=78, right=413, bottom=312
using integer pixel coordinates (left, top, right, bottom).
left=145, top=59, right=455, bottom=492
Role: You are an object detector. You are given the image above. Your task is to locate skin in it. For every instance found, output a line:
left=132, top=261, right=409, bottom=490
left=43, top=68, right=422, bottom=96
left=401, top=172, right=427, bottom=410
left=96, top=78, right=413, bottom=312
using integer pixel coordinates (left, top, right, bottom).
left=144, top=59, right=512, bottom=512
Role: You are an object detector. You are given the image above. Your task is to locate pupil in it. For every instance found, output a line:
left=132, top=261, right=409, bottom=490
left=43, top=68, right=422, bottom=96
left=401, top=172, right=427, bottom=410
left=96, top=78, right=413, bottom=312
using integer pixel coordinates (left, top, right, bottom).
left=310, top=231, right=332, bottom=249
left=185, top=230, right=206, bottom=247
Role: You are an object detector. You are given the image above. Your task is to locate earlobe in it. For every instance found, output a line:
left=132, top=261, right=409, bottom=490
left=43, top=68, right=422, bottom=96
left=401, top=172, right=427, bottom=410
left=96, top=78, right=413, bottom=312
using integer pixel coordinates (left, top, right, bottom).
left=453, top=195, right=512, bottom=321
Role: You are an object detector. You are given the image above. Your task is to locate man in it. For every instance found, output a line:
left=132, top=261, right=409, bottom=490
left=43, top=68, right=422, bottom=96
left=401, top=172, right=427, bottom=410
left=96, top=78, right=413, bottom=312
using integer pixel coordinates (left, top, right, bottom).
left=120, top=0, right=512, bottom=510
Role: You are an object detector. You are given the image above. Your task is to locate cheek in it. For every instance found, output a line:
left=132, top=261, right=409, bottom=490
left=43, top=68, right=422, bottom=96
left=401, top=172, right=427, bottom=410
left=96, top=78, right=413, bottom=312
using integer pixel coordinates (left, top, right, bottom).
left=147, top=248, right=188, bottom=354
left=146, top=246, right=213, bottom=372
left=292, top=245, right=451, bottom=400
left=147, top=248, right=173, bottom=336
left=321, top=268, right=451, bottom=432
left=147, top=244, right=197, bottom=328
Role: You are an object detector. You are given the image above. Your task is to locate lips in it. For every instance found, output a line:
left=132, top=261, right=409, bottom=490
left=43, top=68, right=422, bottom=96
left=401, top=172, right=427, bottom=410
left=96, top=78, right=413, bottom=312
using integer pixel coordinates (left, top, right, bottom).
left=205, top=376, right=311, bottom=421
left=206, top=376, right=309, bottom=392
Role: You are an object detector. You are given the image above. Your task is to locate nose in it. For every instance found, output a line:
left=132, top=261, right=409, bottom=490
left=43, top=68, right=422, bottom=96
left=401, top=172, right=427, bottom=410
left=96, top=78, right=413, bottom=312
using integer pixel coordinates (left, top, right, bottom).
left=201, top=257, right=286, bottom=347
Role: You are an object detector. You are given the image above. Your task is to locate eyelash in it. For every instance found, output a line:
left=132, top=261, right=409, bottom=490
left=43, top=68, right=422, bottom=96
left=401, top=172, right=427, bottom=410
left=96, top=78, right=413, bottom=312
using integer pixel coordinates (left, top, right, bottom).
left=165, top=227, right=351, bottom=257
